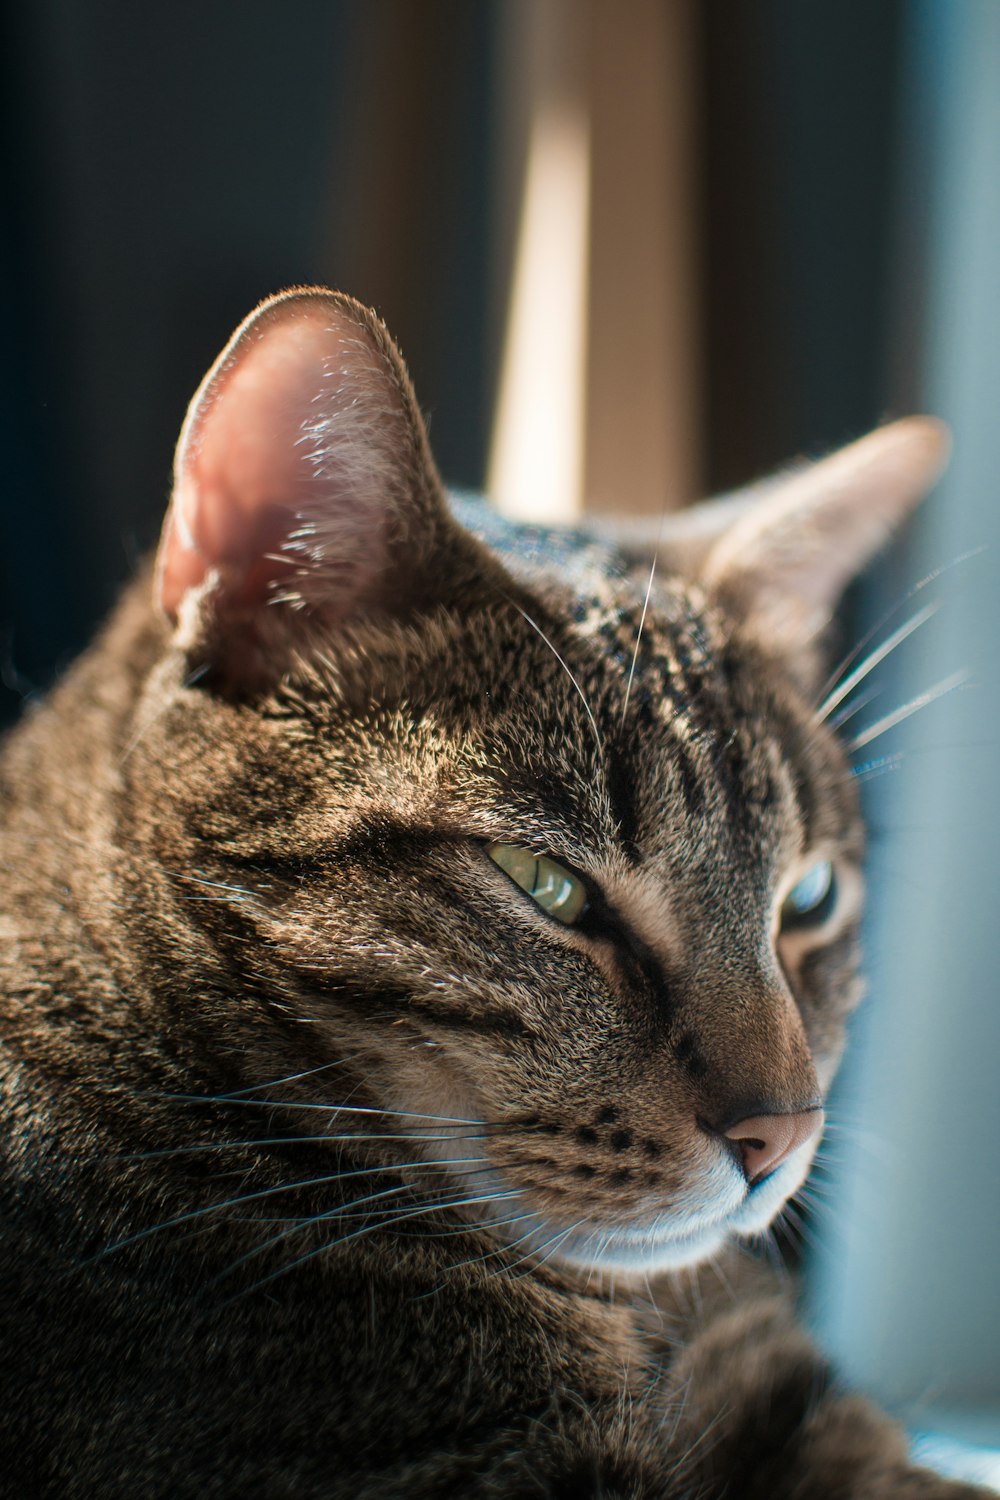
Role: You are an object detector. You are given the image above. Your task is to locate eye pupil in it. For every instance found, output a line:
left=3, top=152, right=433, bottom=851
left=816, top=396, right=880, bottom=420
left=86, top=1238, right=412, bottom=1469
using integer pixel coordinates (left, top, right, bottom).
left=487, top=844, right=588, bottom=925
left=783, top=859, right=835, bottom=923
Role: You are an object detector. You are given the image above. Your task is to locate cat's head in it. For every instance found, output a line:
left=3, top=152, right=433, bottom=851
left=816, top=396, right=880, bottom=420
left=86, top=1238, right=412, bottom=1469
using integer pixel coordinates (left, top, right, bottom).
left=136, top=288, right=947, bottom=1274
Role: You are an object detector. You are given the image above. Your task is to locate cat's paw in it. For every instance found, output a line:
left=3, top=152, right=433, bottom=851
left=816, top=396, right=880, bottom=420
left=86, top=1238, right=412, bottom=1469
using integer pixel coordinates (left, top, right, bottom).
left=790, top=1402, right=997, bottom=1500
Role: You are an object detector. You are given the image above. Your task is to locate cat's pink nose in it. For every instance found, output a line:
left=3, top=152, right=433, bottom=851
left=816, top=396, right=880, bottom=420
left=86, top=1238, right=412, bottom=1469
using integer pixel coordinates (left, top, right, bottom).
left=723, top=1110, right=823, bottom=1185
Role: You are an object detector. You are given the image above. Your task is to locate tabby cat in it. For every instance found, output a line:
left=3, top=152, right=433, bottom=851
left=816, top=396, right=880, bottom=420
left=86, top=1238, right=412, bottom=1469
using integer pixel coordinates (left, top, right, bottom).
left=0, top=288, right=985, bottom=1498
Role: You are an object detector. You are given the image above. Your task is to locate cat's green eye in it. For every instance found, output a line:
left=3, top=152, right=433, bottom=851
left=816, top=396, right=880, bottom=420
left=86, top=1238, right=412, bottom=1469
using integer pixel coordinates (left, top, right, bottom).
left=487, top=843, right=589, bottom=926
left=782, top=859, right=836, bottom=924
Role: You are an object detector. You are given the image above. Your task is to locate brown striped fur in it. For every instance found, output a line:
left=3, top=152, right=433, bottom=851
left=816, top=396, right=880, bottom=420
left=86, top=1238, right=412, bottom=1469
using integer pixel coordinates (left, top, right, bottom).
left=0, top=291, right=982, bottom=1497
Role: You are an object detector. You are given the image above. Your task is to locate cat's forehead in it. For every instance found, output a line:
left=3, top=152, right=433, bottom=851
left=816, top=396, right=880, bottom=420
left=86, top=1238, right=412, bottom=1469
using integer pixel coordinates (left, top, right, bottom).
left=419, top=568, right=840, bottom=852
left=271, top=549, right=855, bottom=880
left=562, top=567, right=718, bottom=695
left=528, top=561, right=752, bottom=740
left=541, top=573, right=817, bottom=843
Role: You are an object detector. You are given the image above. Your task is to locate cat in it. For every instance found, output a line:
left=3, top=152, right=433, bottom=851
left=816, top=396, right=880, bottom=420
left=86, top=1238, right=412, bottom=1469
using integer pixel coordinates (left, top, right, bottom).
left=0, top=286, right=987, bottom=1499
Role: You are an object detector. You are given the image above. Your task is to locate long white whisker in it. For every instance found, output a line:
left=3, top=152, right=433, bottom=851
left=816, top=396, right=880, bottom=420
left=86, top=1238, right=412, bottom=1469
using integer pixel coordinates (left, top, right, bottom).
left=621, top=553, right=657, bottom=729
left=210, top=1170, right=500, bottom=1282
left=442, top=1216, right=544, bottom=1274
left=816, top=546, right=985, bottom=708
left=779, top=1199, right=821, bottom=1253
left=119, top=664, right=209, bottom=763
left=410, top=1212, right=545, bottom=1295
left=217, top=1166, right=510, bottom=1229
left=506, top=599, right=604, bottom=762
left=219, top=1188, right=526, bottom=1304
left=92, top=1176, right=348, bottom=1260
left=116, top=1133, right=492, bottom=1162
left=828, top=684, right=882, bottom=731
left=816, top=602, right=939, bottom=723
left=850, top=669, right=969, bottom=751
left=170, top=872, right=257, bottom=897
left=165, top=1095, right=483, bottom=1126
left=506, top=1218, right=584, bottom=1280
left=266, top=1166, right=508, bottom=1228
left=94, top=1157, right=490, bottom=1260
left=213, top=1061, right=361, bottom=1097
left=422, top=1209, right=537, bottom=1238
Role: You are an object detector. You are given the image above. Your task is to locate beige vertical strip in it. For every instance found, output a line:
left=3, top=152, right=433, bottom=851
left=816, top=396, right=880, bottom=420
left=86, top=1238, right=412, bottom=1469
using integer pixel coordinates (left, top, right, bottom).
left=488, top=0, right=591, bottom=523
left=489, top=0, right=700, bottom=523
left=584, top=0, right=701, bottom=517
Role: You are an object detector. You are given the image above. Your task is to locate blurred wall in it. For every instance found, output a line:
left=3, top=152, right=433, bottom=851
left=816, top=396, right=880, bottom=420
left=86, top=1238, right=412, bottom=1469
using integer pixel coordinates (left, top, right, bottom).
left=1, top=0, right=497, bottom=723
left=812, top=0, right=1000, bottom=1439
left=2, top=0, right=905, bottom=723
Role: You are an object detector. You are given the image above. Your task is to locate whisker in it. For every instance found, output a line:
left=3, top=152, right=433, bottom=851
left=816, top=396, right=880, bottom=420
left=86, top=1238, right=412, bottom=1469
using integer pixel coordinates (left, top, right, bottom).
left=427, top=1209, right=537, bottom=1236
left=666, top=1402, right=729, bottom=1482
left=504, top=598, right=604, bottom=763
left=164, top=1094, right=485, bottom=1126
left=217, top=1187, right=526, bottom=1305
left=247, top=1166, right=510, bottom=1231
left=410, top=1211, right=545, bottom=1296
left=808, top=1150, right=849, bottom=1173
left=849, top=669, right=970, bottom=751
left=118, top=1131, right=494, bottom=1162
left=796, top=1180, right=836, bottom=1207
left=504, top=1218, right=584, bottom=1280
left=213, top=1061, right=361, bottom=1097
left=209, top=1170, right=499, bottom=1284
left=778, top=1199, right=821, bottom=1253
left=168, top=871, right=257, bottom=898
left=439, top=1215, right=544, bottom=1275
left=90, top=1181, right=334, bottom=1262
left=119, top=663, right=209, bottom=763
left=621, top=552, right=657, bottom=729
left=851, top=752, right=904, bottom=782
left=755, top=1225, right=785, bottom=1276
left=92, top=1157, right=490, bottom=1261
left=815, top=602, right=939, bottom=724
left=816, top=546, right=984, bottom=710
left=705, top=1251, right=737, bottom=1304
left=828, top=684, right=882, bottom=731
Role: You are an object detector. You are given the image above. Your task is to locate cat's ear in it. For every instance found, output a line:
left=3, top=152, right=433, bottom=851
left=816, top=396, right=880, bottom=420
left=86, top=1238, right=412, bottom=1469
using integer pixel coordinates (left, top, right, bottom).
left=699, top=418, right=950, bottom=640
left=155, top=287, right=473, bottom=689
left=605, top=419, right=950, bottom=642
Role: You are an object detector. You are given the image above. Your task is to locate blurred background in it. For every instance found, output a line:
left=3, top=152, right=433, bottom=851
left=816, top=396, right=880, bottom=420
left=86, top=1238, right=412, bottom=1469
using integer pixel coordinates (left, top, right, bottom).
left=2, top=0, right=998, bottom=1479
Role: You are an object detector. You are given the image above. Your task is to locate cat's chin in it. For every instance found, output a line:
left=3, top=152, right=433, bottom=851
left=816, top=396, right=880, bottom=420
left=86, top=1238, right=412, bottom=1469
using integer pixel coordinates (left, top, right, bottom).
left=477, top=1201, right=741, bottom=1278
left=481, top=1150, right=817, bottom=1277
left=537, top=1219, right=732, bottom=1275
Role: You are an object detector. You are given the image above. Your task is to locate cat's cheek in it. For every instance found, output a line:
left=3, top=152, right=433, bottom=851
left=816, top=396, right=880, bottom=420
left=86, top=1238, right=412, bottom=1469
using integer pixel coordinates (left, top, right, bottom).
left=784, top=938, right=865, bottom=1087
left=372, top=1024, right=488, bottom=1140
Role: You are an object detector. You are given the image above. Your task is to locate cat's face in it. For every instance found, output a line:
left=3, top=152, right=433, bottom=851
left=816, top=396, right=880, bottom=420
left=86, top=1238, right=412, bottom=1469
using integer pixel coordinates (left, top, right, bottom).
left=143, top=580, right=859, bottom=1272
left=136, top=289, right=947, bottom=1276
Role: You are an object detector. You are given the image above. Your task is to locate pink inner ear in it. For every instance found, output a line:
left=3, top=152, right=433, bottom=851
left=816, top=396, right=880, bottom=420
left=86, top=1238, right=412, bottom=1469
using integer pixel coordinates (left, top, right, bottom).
left=157, top=300, right=396, bottom=623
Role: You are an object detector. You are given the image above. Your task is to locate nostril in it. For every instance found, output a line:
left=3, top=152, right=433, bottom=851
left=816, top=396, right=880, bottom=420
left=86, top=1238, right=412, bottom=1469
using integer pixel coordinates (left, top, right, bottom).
left=722, top=1110, right=824, bottom=1186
